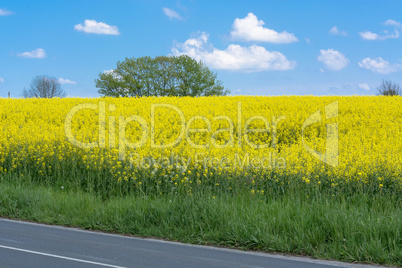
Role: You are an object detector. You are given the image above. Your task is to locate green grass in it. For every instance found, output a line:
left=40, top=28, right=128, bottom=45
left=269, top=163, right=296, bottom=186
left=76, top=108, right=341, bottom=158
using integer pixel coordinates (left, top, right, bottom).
left=0, top=178, right=400, bottom=266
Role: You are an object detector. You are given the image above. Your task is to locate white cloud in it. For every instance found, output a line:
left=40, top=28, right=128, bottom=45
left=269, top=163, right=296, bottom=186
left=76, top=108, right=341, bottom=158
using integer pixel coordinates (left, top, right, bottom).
left=103, top=69, right=121, bottom=79
left=360, top=20, right=401, bottom=40
left=358, top=57, right=402, bottom=74
left=17, top=48, right=47, bottom=59
left=0, top=8, right=13, bottom=16
left=384, top=19, right=401, bottom=27
left=359, top=31, right=379, bottom=40
left=230, top=89, right=242, bottom=95
left=172, top=32, right=296, bottom=72
left=305, top=38, right=311, bottom=44
left=0, top=77, right=4, bottom=83
left=163, top=7, right=182, bottom=20
left=359, top=30, right=399, bottom=40
left=74, top=19, right=120, bottom=35
left=230, top=13, right=298, bottom=43
left=317, top=49, right=349, bottom=71
left=58, top=78, right=77, bottom=85
left=329, top=26, right=347, bottom=36
left=358, top=83, right=370, bottom=91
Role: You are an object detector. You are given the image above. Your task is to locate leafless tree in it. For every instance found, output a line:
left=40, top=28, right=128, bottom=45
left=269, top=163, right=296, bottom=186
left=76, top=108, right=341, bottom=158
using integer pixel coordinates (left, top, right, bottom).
left=377, top=79, right=401, bottom=96
left=23, top=75, right=66, bottom=98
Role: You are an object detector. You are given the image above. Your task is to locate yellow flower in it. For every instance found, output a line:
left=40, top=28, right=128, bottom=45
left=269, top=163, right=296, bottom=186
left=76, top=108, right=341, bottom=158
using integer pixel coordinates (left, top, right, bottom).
left=0, top=96, right=400, bottom=195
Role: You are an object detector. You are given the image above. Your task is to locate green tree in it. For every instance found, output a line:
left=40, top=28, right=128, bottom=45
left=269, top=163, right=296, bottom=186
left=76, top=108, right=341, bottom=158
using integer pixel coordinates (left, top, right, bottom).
left=95, top=55, right=228, bottom=97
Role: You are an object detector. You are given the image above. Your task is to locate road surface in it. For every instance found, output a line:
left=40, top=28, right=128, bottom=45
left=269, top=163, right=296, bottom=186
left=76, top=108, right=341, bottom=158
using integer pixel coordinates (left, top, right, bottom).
left=0, top=218, right=382, bottom=268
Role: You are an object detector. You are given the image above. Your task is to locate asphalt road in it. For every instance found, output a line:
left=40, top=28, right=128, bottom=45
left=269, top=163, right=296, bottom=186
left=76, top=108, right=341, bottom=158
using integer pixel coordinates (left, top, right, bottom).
left=0, top=218, right=382, bottom=268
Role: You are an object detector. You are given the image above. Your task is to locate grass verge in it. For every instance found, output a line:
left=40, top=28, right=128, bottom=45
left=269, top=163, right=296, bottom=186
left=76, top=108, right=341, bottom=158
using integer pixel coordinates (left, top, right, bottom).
left=0, top=179, right=400, bottom=266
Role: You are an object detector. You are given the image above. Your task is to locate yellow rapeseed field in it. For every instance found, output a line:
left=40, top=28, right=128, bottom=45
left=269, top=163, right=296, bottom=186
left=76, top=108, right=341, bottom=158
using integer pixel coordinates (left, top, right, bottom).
left=0, top=96, right=401, bottom=196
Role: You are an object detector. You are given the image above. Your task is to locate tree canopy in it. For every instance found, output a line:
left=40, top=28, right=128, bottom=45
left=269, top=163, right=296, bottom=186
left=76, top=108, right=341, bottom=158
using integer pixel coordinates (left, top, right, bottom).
left=95, top=55, right=228, bottom=97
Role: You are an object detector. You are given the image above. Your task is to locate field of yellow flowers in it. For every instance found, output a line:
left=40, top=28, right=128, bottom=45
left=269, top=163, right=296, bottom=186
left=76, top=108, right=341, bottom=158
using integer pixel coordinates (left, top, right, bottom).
left=0, top=96, right=400, bottom=198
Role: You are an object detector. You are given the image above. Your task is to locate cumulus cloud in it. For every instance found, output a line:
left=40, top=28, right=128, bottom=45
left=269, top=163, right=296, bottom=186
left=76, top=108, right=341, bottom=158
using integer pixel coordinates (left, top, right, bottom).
left=74, top=19, right=120, bottom=35
left=359, top=20, right=400, bottom=40
left=172, top=32, right=296, bottom=72
left=0, top=77, right=4, bottom=83
left=358, top=83, right=370, bottom=91
left=359, top=30, right=399, bottom=40
left=359, top=31, right=379, bottom=40
left=358, top=57, right=402, bottom=74
left=0, top=8, right=13, bottom=16
left=17, top=48, right=47, bottom=59
left=103, top=69, right=121, bottom=79
left=384, top=19, right=401, bottom=27
left=230, top=13, right=297, bottom=43
left=329, top=26, right=347, bottom=36
left=163, top=7, right=182, bottom=20
left=317, top=49, right=349, bottom=71
left=58, top=78, right=77, bottom=85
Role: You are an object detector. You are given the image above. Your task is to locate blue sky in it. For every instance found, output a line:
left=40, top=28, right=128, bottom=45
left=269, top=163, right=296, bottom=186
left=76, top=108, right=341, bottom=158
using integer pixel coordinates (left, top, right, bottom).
left=1, top=0, right=401, bottom=97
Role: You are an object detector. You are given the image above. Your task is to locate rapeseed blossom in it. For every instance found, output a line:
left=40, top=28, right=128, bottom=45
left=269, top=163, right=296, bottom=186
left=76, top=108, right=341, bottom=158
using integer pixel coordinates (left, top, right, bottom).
left=0, top=96, right=400, bottom=196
